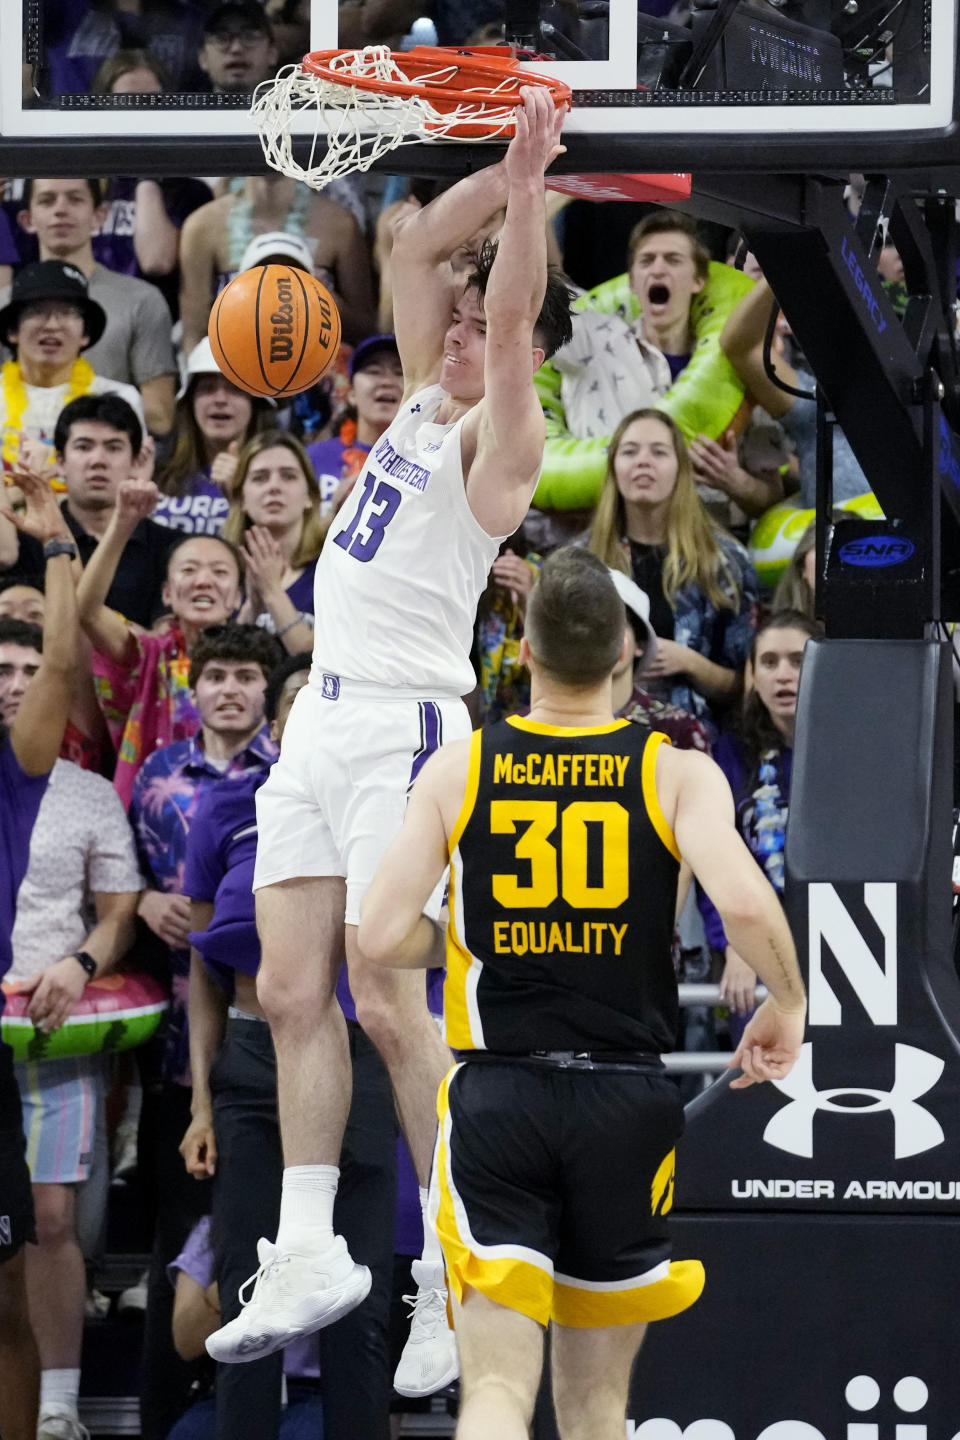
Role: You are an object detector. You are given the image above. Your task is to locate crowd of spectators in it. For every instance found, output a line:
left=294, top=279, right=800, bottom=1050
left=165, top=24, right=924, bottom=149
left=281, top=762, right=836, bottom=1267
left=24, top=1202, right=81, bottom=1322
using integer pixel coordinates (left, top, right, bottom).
left=0, top=5, right=920, bottom=1439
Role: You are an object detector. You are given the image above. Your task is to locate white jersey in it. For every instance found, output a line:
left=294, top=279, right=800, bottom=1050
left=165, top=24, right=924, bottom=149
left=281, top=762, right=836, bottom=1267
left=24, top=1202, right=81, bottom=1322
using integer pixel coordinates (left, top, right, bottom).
left=311, top=384, right=503, bottom=696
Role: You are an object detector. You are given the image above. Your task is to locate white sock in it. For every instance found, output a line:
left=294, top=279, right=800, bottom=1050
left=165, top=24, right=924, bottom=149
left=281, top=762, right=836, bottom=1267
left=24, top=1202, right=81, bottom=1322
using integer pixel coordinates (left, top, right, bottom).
left=418, top=1185, right=445, bottom=1269
left=40, top=1368, right=80, bottom=1415
left=276, top=1164, right=339, bottom=1252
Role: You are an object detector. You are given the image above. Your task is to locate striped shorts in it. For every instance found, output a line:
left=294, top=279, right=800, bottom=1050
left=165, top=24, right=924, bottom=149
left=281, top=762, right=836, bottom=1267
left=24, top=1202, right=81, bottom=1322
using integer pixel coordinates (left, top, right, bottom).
left=15, top=1053, right=105, bottom=1184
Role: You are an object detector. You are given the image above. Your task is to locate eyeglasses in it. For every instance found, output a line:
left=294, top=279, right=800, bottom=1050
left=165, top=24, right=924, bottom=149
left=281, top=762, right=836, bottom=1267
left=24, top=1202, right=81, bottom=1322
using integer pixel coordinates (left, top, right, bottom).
left=205, top=28, right=269, bottom=49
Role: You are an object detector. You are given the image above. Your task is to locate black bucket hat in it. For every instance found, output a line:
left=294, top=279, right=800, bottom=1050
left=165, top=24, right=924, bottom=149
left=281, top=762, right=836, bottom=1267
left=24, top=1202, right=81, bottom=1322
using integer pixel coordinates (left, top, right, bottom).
left=0, top=261, right=107, bottom=351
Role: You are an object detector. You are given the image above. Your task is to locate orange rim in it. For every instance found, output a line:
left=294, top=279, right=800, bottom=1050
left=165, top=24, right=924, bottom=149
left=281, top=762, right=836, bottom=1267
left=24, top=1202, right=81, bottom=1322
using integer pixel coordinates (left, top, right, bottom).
left=301, top=46, right=571, bottom=111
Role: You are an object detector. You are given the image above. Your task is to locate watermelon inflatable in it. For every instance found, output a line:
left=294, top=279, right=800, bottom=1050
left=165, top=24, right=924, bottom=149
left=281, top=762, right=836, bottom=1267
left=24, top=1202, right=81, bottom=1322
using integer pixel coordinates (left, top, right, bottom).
left=2, top=971, right=168, bottom=1063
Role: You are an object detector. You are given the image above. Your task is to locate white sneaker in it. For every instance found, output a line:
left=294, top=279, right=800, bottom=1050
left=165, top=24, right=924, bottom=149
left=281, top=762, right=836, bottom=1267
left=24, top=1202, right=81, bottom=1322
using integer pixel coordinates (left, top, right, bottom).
left=393, top=1259, right=460, bottom=1398
left=206, top=1235, right=371, bottom=1364
left=37, top=1406, right=90, bottom=1440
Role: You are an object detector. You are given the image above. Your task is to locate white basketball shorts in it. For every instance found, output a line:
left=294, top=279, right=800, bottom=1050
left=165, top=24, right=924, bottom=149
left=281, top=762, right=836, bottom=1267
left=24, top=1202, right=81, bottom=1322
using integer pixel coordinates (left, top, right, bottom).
left=253, top=675, right=471, bottom=925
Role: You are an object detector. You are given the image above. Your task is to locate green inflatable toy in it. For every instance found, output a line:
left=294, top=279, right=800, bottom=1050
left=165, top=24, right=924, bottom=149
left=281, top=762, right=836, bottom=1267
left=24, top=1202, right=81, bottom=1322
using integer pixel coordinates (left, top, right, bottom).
left=2, top=971, right=168, bottom=1063
left=533, top=262, right=756, bottom=511
left=748, top=491, right=885, bottom=592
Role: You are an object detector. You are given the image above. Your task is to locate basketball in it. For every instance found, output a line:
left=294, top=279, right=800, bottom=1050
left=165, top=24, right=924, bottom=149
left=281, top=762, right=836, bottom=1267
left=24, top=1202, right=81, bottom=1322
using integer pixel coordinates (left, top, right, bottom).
left=208, top=264, right=342, bottom=400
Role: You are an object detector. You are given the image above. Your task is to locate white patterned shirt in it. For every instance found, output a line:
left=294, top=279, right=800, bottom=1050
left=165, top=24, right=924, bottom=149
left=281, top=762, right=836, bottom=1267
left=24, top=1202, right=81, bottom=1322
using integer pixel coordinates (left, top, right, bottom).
left=9, top=760, right=143, bottom=982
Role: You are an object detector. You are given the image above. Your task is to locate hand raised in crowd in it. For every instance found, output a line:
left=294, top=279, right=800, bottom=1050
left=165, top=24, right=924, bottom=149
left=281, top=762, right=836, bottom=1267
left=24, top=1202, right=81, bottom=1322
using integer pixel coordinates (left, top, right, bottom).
left=719, top=945, right=758, bottom=1015
left=242, top=525, right=287, bottom=602
left=0, top=459, right=70, bottom=544
left=139, top=889, right=192, bottom=950
left=491, top=549, right=534, bottom=610
left=210, top=439, right=241, bottom=494
left=16, top=957, right=89, bottom=1034
left=728, top=994, right=806, bottom=1090
left=114, top=476, right=161, bottom=536
left=16, top=430, right=58, bottom=481
left=132, top=433, right=157, bottom=486
left=688, top=430, right=752, bottom=496
left=504, top=86, right=567, bottom=187
left=180, top=1108, right=217, bottom=1179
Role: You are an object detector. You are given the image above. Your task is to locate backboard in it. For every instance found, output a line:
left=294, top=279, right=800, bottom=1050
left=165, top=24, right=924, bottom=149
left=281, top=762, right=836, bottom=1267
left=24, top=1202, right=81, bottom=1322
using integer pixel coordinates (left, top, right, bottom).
left=1, top=0, right=957, bottom=176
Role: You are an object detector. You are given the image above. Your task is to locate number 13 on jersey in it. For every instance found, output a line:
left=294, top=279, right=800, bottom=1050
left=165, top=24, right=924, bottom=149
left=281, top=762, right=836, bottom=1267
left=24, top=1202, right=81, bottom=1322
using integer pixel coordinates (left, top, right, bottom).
left=334, top=472, right=401, bottom=562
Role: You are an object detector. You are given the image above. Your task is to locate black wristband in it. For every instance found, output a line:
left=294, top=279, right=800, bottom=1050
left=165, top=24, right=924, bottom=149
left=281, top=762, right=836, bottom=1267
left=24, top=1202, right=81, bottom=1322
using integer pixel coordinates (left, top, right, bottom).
left=43, top=537, right=78, bottom=561
left=70, top=951, right=98, bottom=980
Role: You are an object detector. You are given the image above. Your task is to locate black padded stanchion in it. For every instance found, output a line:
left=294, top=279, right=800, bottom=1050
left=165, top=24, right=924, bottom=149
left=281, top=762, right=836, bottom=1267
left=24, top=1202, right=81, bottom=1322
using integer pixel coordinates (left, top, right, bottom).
left=624, top=638, right=960, bottom=1433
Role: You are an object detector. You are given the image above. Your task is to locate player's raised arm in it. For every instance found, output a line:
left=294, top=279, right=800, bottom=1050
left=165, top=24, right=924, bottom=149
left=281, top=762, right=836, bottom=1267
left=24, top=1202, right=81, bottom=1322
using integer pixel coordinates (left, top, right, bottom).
left=390, top=161, right=509, bottom=393
left=663, top=745, right=806, bottom=1086
left=465, top=88, right=571, bottom=537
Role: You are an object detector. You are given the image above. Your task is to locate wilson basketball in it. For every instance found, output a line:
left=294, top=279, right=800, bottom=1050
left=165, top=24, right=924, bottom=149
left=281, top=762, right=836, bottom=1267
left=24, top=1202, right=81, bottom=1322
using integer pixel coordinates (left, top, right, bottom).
left=208, top=264, right=342, bottom=399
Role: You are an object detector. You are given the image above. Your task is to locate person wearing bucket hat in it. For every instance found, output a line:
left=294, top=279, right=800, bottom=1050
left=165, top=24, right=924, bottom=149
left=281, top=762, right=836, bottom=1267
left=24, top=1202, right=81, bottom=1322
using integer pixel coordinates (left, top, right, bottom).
left=0, top=261, right=145, bottom=486
left=153, top=339, right=271, bottom=536
left=306, top=335, right=403, bottom=512
left=13, top=179, right=178, bottom=437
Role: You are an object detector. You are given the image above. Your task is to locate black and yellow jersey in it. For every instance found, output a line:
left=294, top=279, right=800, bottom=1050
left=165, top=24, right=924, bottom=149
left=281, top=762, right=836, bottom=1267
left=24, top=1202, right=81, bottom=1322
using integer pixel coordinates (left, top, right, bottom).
left=444, top=714, right=681, bottom=1057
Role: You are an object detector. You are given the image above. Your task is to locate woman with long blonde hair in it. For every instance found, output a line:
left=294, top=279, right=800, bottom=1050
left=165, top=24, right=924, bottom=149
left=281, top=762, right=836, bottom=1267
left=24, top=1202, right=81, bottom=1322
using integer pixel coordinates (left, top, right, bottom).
left=224, top=430, right=327, bottom=654
left=588, top=407, right=758, bottom=730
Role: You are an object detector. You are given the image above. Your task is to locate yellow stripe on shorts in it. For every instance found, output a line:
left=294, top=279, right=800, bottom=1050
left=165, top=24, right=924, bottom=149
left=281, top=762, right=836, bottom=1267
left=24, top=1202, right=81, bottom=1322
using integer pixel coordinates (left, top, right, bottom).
left=433, top=1065, right=555, bottom=1327
left=552, top=1258, right=705, bottom=1328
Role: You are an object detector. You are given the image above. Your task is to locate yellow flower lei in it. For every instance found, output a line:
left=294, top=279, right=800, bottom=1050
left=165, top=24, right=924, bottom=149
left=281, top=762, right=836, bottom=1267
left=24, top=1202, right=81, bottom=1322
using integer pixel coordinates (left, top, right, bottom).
left=2, top=357, right=96, bottom=490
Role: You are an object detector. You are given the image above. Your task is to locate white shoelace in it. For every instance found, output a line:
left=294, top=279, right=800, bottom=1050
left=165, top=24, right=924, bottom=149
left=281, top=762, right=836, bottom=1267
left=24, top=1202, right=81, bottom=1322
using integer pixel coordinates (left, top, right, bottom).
left=238, top=1252, right=291, bottom=1309
left=401, top=1283, right=448, bottom=1337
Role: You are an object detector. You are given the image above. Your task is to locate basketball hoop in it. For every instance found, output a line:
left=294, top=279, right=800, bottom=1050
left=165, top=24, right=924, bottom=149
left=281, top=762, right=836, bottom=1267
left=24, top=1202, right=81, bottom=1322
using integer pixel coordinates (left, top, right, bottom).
left=252, top=46, right=571, bottom=191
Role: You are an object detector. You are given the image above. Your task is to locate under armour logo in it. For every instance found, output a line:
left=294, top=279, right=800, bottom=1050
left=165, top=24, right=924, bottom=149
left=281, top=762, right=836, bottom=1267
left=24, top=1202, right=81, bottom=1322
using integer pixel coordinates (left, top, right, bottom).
left=764, top=1042, right=945, bottom=1160
left=237, top=1333, right=273, bottom=1355
left=321, top=673, right=340, bottom=701
left=410, top=403, right=421, bottom=413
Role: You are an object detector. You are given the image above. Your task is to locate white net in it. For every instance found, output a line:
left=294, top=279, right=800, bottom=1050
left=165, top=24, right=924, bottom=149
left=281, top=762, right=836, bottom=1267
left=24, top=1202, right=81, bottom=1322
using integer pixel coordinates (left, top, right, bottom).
left=252, top=49, right=524, bottom=191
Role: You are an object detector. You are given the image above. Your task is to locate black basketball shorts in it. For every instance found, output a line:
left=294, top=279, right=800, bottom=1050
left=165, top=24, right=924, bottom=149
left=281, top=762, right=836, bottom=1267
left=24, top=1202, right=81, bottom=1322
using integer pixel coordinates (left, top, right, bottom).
left=0, top=1041, right=36, bottom=1262
left=432, top=1058, right=705, bottom=1328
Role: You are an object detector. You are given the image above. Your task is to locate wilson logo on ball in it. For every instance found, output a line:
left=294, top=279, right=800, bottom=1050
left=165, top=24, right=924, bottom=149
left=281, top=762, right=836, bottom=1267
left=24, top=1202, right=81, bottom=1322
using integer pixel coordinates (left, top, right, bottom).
left=269, top=274, right=295, bottom=364
left=208, top=263, right=343, bottom=400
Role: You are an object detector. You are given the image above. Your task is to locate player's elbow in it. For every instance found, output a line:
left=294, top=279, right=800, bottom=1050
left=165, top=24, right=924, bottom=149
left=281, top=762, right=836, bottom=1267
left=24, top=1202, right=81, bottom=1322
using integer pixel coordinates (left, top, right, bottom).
left=357, top=905, right=404, bottom=967
left=718, top=880, right=773, bottom=935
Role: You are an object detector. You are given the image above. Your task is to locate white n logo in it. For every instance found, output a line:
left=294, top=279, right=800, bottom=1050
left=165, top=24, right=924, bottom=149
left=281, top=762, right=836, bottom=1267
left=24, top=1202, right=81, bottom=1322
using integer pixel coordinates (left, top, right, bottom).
left=808, top=883, right=897, bottom=1026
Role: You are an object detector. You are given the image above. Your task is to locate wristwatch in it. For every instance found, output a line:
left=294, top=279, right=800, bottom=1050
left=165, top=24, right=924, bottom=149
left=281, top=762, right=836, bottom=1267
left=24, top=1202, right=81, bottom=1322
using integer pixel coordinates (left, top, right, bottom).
left=70, top=951, right=98, bottom=981
left=43, top=537, right=78, bottom=561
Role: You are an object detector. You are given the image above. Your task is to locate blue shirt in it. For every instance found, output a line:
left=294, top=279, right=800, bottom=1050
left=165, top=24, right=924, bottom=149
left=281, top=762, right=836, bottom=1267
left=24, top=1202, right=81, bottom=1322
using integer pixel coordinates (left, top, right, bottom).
left=129, top=725, right=277, bottom=1083
left=0, top=739, right=50, bottom=1005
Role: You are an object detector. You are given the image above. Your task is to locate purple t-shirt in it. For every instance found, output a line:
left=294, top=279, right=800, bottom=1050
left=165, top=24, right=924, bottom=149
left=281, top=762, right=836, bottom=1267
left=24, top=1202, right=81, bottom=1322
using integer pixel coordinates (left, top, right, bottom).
left=153, top=472, right=229, bottom=537
left=95, top=177, right=213, bottom=279
left=307, top=437, right=371, bottom=512
left=184, top=769, right=358, bottom=1022
left=0, top=740, right=50, bottom=1000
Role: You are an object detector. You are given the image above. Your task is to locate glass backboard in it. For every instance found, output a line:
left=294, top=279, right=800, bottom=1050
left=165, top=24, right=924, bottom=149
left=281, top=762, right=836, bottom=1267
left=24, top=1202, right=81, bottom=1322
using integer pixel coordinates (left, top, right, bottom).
left=1, top=0, right=955, bottom=174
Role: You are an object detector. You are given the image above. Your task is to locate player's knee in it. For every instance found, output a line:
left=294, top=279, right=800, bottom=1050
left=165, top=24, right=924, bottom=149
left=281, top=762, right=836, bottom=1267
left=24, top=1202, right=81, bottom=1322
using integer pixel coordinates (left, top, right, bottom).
left=352, top=982, right=404, bottom=1057
left=462, top=1370, right=537, bottom=1427
left=31, top=1183, right=74, bottom=1247
left=256, top=950, right=330, bottom=1027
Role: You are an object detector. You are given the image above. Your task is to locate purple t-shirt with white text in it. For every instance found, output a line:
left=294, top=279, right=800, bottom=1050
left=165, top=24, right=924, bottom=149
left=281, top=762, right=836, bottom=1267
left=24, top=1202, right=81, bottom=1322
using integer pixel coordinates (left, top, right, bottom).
left=153, top=472, right=229, bottom=537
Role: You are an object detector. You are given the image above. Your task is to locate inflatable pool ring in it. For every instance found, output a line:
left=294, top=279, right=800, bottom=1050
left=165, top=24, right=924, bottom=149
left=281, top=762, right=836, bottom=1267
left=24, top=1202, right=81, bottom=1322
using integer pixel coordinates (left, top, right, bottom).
left=1, top=971, right=168, bottom=1063
left=533, top=262, right=756, bottom=511
left=748, top=491, right=885, bottom=592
